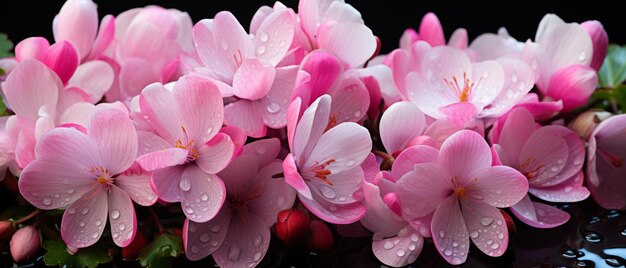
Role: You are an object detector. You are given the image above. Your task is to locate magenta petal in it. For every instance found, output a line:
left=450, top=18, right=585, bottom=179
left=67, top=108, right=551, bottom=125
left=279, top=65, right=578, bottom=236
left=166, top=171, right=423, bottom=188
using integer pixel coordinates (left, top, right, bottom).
left=329, top=78, right=370, bottom=124
left=471, top=166, right=528, bottom=208
left=223, top=100, right=267, bottom=138
left=212, top=213, right=270, bottom=268
left=180, top=165, right=226, bottom=223
left=54, top=0, right=98, bottom=59
left=510, top=199, right=570, bottom=228
left=299, top=51, right=343, bottom=101
left=44, top=41, right=79, bottom=85
left=283, top=154, right=313, bottom=200
left=497, top=107, right=537, bottom=165
left=431, top=196, right=468, bottom=265
left=183, top=207, right=230, bottom=261
left=87, top=15, right=115, bottom=60
left=108, top=185, right=136, bottom=247
left=15, top=37, right=50, bottom=61
left=150, top=166, right=185, bottom=203
left=462, top=200, right=508, bottom=257
left=173, top=76, right=224, bottom=145
left=546, top=65, right=598, bottom=111
left=361, top=182, right=405, bottom=236
left=418, top=13, right=445, bottom=47
left=61, top=190, right=108, bottom=248
left=372, top=226, right=424, bottom=267
left=439, top=130, right=492, bottom=179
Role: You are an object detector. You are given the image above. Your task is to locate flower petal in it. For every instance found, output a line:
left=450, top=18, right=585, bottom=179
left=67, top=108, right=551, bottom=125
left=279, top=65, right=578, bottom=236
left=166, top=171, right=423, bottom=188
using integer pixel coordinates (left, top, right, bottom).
left=213, top=11, right=254, bottom=74
left=496, top=107, right=537, bottom=166
left=232, top=58, right=276, bottom=100
left=380, top=102, right=426, bottom=155
left=54, top=0, right=98, bottom=59
left=88, top=107, right=138, bottom=175
left=283, top=153, right=313, bottom=200
left=299, top=189, right=366, bottom=224
left=510, top=197, right=570, bottom=228
left=87, top=15, right=115, bottom=60
left=293, top=94, right=331, bottom=160
left=481, top=58, right=534, bottom=118
left=328, top=78, right=370, bottom=124
left=317, top=22, right=376, bottom=68
left=173, top=76, right=224, bottom=145
left=519, top=127, right=570, bottom=186
left=224, top=100, right=266, bottom=138
left=240, top=138, right=281, bottom=170
left=306, top=122, right=372, bottom=174
left=462, top=200, right=508, bottom=257
left=529, top=171, right=589, bottom=202
left=372, top=226, right=424, bottom=267
left=150, top=166, right=184, bottom=202
left=248, top=161, right=297, bottom=226
left=391, top=145, right=439, bottom=180
left=108, top=185, right=136, bottom=247
left=139, top=83, right=182, bottom=143
left=212, top=213, right=270, bottom=268
left=15, top=37, right=50, bottom=62
left=470, top=166, right=528, bottom=208
left=67, top=60, right=114, bottom=103
left=431, top=196, right=468, bottom=265
left=115, top=171, right=158, bottom=206
left=195, top=133, right=235, bottom=175
left=396, top=163, right=451, bottom=220
left=61, top=189, right=108, bottom=248
left=183, top=207, right=231, bottom=261
left=546, top=65, right=597, bottom=111
left=192, top=19, right=234, bottom=82
left=439, top=130, right=491, bottom=180
left=254, top=9, right=295, bottom=65
left=180, top=164, right=226, bottom=223
left=136, top=148, right=188, bottom=172
left=418, top=13, right=445, bottom=47
left=261, top=66, right=298, bottom=129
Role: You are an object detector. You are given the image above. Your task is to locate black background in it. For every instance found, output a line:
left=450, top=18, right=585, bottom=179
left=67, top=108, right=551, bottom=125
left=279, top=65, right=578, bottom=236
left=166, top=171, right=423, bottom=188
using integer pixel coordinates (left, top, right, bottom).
left=1, top=1, right=624, bottom=54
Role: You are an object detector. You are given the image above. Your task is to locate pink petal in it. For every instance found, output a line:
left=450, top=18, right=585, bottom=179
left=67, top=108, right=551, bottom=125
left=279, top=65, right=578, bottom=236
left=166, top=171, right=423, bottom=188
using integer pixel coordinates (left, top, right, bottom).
left=54, top=0, right=98, bottom=59
left=283, top=153, right=313, bottom=199
left=241, top=138, right=281, bottom=168
left=529, top=171, right=590, bottom=202
left=519, top=127, right=570, bottom=186
left=299, top=188, right=366, bottom=224
left=361, top=153, right=380, bottom=184
left=43, top=41, right=79, bottom=84
left=317, top=22, right=376, bottom=68
left=115, top=172, right=158, bottom=206
left=385, top=49, right=411, bottom=96
left=136, top=148, right=188, bottom=172
left=439, top=130, right=492, bottom=180
left=298, top=51, right=343, bottom=102
left=14, top=118, right=36, bottom=168
left=439, top=102, right=478, bottom=128
left=173, top=76, right=223, bottom=145
left=232, top=58, right=276, bottom=100
left=87, top=15, right=115, bottom=60
left=461, top=200, right=508, bottom=257
left=497, top=107, right=537, bottom=165
left=108, top=185, right=136, bottom=247
left=286, top=97, right=302, bottom=151
left=212, top=213, right=270, bottom=268
left=150, top=166, right=185, bottom=202
left=533, top=125, right=585, bottom=186
left=15, top=37, right=50, bottom=62
left=536, top=18, right=593, bottom=78
left=136, top=131, right=171, bottom=156
left=219, top=126, right=246, bottom=157
left=418, top=13, right=445, bottom=47
left=396, top=163, right=451, bottom=220
left=391, top=145, right=439, bottom=179
left=361, top=182, right=405, bottom=235
left=120, top=23, right=166, bottom=61
left=510, top=197, right=570, bottom=228
left=481, top=58, right=535, bottom=118
left=120, top=58, right=161, bottom=99
left=581, top=20, right=608, bottom=71
left=431, top=196, right=468, bottom=265
left=195, top=133, right=235, bottom=175
left=261, top=66, right=298, bottom=129
left=213, top=11, right=254, bottom=74
left=292, top=94, right=331, bottom=160
left=308, top=166, right=364, bottom=205
left=2, top=59, right=61, bottom=121
left=139, top=83, right=182, bottom=143
left=399, top=28, right=418, bottom=51
left=448, top=28, right=468, bottom=49
left=180, top=164, right=226, bottom=223
left=372, top=226, right=424, bottom=267
left=224, top=100, right=266, bottom=138
left=254, top=9, right=295, bottom=65
left=88, top=107, right=137, bottom=175
left=362, top=75, right=382, bottom=119
left=546, top=64, right=597, bottom=111
left=192, top=19, right=235, bottom=82
left=183, top=208, right=230, bottom=261
left=249, top=6, right=273, bottom=35
left=248, top=161, right=297, bottom=226
left=67, top=60, right=114, bottom=103
left=470, top=166, right=528, bottom=208
left=306, top=122, right=372, bottom=174
left=61, top=189, right=108, bottom=248
left=328, top=78, right=370, bottom=124
left=468, top=61, right=505, bottom=110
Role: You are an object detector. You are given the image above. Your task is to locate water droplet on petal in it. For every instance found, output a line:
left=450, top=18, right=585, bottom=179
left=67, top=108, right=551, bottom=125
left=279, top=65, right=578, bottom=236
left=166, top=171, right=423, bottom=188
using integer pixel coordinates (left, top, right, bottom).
left=257, top=45, right=266, bottom=55
left=67, top=189, right=74, bottom=194
left=79, top=221, right=85, bottom=227
left=255, top=236, right=263, bottom=247
left=186, top=208, right=194, bottom=214
left=266, top=103, right=280, bottom=113
left=498, top=233, right=504, bottom=239
left=410, top=234, right=420, bottom=242
left=119, top=224, right=126, bottom=231
left=491, top=243, right=499, bottom=250
left=81, top=208, right=89, bottom=215
left=211, top=226, right=221, bottom=233
left=179, top=177, right=191, bottom=191
left=383, top=241, right=394, bottom=249
left=211, top=241, right=219, bottom=247
left=408, top=243, right=416, bottom=250
left=201, top=193, right=209, bottom=201
left=470, top=231, right=479, bottom=238
left=259, top=32, right=269, bottom=42
left=451, top=257, right=463, bottom=264
left=452, top=242, right=459, bottom=247
left=54, top=194, right=60, bottom=198
left=42, top=198, right=52, bottom=206
left=200, top=233, right=210, bottom=242
left=228, top=246, right=241, bottom=262
left=511, top=74, right=518, bottom=83
left=578, top=52, right=587, bottom=62
left=191, top=245, right=200, bottom=253
left=253, top=252, right=263, bottom=261
left=397, top=249, right=406, bottom=257
left=112, top=233, right=119, bottom=239
left=92, top=232, right=99, bottom=239
left=111, top=209, right=120, bottom=220
left=353, top=111, right=362, bottom=118
left=480, top=217, right=494, bottom=226
left=564, top=186, right=573, bottom=192
left=439, top=231, right=445, bottom=238
left=444, top=249, right=452, bottom=256
left=584, top=232, right=602, bottom=243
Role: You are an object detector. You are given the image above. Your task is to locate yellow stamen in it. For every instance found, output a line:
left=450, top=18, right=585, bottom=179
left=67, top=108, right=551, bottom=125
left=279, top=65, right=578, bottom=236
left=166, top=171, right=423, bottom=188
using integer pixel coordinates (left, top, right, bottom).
left=312, top=159, right=336, bottom=186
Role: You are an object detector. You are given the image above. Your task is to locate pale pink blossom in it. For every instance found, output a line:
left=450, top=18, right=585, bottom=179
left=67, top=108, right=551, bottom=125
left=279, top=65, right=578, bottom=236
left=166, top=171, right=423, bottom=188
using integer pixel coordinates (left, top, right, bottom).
left=586, top=114, right=626, bottom=209
left=283, top=95, right=371, bottom=224
left=135, top=76, right=235, bottom=223
left=396, top=130, right=528, bottom=264
left=18, top=107, right=157, bottom=248
left=492, top=108, right=588, bottom=228
left=183, top=138, right=295, bottom=267
left=399, top=12, right=467, bottom=50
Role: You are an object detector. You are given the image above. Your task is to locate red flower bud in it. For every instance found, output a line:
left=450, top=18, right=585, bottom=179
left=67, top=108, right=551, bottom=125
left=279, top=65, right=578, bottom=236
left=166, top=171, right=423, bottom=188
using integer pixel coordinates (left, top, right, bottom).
left=0, top=220, right=15, bottom=242
left=10, top=225, right=40, bottom=263
left=276, top=209, right=310, bottom=243
left=307, top=220, right=333, bottom=252
left=500, top=210, right=516, bottom=235
left=122, top=231, right=148, bottom=259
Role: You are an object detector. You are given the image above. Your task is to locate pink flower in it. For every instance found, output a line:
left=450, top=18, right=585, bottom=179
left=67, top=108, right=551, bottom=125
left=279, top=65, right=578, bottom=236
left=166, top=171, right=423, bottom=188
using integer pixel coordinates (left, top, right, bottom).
left=396, top=130, right=528, bottom=264
left=406, top=45, right=534, bottom=127
left=18, top=107, right=157, bottom=248
left=135, top=76, right=235, bottom=223
left=492, top=108, right=588, bottom=228
left=192, top=10, right=297, bottom=137
left=10, top=225, right=40, bottom=263
left=296, top=0, right=377, bottom=68
left=183, top=139, right=295, bottom=267
left=586, top=114, right=626, bottom=209
left=533, top=14, right=598, bottom=111
left=379, top=101, right=428, bottom=156
left=399, top=12, right=467, bottom=50
left=580, top=20, right=608, bottom=71
left=283, top=95, right=372, bottom=224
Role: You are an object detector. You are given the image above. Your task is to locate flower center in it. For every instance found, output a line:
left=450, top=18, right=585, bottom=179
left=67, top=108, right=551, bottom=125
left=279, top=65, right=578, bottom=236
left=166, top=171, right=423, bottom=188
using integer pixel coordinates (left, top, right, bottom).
left=90, top=166, right=112, bottom=190
left=443, top=72, right=480, bottom=102
left=310, top=159, right=336, bottom=186
left=175, top=126, right=199, bottom=162
left=230, top=186, right=262, bottom=223
left=517, top=156, right=544, bottom=181
left=451, top=176, right=477, bottom=200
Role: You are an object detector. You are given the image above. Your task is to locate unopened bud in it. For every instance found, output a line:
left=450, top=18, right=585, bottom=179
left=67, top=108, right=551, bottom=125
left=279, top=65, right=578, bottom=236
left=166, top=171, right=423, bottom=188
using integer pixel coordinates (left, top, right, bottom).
left=0, top=220, right=15, bottom=242
left=10, top=225, right=40, bottom=263
left=276, top=209, right=310, bottom=243
left=500, top=210, right=516, bottom=235
left=122, top=231, right=148, bottom=259
left=581, top=20, right=608, bottom=71
left=568, top=110, right=612, bottom=140
left=307, top=220, right=333, bottom=252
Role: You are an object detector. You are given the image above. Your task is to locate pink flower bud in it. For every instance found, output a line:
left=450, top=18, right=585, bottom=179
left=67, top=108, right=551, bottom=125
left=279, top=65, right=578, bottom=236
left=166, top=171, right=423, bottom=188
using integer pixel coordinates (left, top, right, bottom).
left=276, top=209, right=310, bottom=243
left=0, top=221, right=15, bottom=242
left=382, top=192, right=402, bottom=216
left=581, top=20, right=609, bottom=71
left=546, top=64, right=598, bottom=111
left=307, top=220, right=333, bottom=252
left=500, top=210, right=516, bottom=235
left=567, top=109, right=612, bottom=140
left=122, top=231, right=148, bottom=259
left=43, top=40, right=79, bottom=84
left=10, top=225, right=40, bottom=263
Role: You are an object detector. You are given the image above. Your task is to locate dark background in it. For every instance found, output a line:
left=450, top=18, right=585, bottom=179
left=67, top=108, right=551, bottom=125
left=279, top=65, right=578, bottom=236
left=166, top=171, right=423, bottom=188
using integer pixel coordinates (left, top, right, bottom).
left=1, top=1, right=624, bottom=54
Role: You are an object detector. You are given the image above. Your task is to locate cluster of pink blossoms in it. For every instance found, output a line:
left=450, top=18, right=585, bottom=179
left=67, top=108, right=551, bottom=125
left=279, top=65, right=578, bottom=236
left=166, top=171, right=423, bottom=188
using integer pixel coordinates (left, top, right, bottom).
left=0, top=0, right=624, bottom=267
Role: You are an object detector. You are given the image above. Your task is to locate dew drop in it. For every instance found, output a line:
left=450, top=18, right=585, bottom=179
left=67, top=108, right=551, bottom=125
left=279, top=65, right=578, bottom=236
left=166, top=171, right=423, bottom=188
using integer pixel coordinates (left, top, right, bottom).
left=211, top=226, right=221, bottom=233
left=346, top=160, right=356, bottom=166
left=79, top=221, right=85, bottom=227
left=211, top=241, right=219, bottom=247
left=605, top=258, right=623, bottom=267
left=584, top=231, right=602, bottom=243
left=393, top=239, right=400, bottom=245
left=444, top=249, right=452, bottom=256
left=64, top=197, right=71, bottom=202
left=253, top=252, right=263, bottom=261
left=383, top=241, right=394, bottom=249
left=112, top=233, right=119, bottom=239
left=482, top=71, right=490, bottom=79
left=480, top=217, right=494, bottom=226
left=562, top=249, right=578, bottom=259
left=329, top=205, right=337, bottom=211
left=486, top=240, right=493, bottom=245
left=470, top=231, right=479, bottom=239
left=408, top=243, right=416, bottom=250
left=490, top=243, right=499, bottom=250
left=620, top=228, right=626, bottom=237
left=201, top=194, right=209, bottom=201
left=259, top=32, right=269, bottom=42
left=186, top=208, right=194, bottom=214
left=68, top=208, right=76, bottom=214
left=54, top=194, right=60, bottom=198
left=257, top=46, right=266, bottom=55
left=42, top=198, right=52, bottom=206
left=318, top=185, right=337, bottom=199
left=498, top=233, right=504, bottom=239
left=397, top=249, right=406, bottom=257
left=451, top=257, right=463, bottom=264
left=92, top=232, right=99, bottom=239
left=266, top=103, right=280, bottom=113
left=95, top=220, right=102, bottom=226
left=81, top=208, right=89, bottom=215
left=578, top=52, right=587, bottom=62
left=111, top=209, right=120, bottom=220
left=191, top=245, right=200, bottom=253
left=439, top=231, right=445, bottom=238
left=410, top=234, right=420, bottom=242
left=67, top=189, right=74, bottom=194
left=200, top=233, right=210, bottom=243
left=452, top=242, right=459, bottom=247
left=353, top=111, right=362, bottom=118
left=564, top=186, right=573, bottom=192
left=255, top=236, right=263, bottom=247
left=119, top=224, right=126, bottom=231
left=179, top=178, right=191, bottom=191
left=398, top=228, right=409, bottom=237
left=228, top=246, right=241, bottom=262
left=511, top=74, right=518, bottom=83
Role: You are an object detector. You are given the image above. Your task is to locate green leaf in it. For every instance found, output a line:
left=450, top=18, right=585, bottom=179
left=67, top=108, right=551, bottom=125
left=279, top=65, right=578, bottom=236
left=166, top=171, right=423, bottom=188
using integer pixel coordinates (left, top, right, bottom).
left=42, top=240, right=113, bottom=268
left=599, top=44, right=626, bottom=88
left=138, top=232, right=184, bottom=268
left=0, top=33, right=13, bottom=57
left=614, top=85, right=626, bottom=109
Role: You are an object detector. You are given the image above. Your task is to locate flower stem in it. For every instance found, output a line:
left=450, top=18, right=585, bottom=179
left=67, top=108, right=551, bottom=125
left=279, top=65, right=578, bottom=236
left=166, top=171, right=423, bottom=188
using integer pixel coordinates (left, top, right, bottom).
left=147, top=207, right=165, bottom=234
left=14, top=209, right=43, bottom=225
